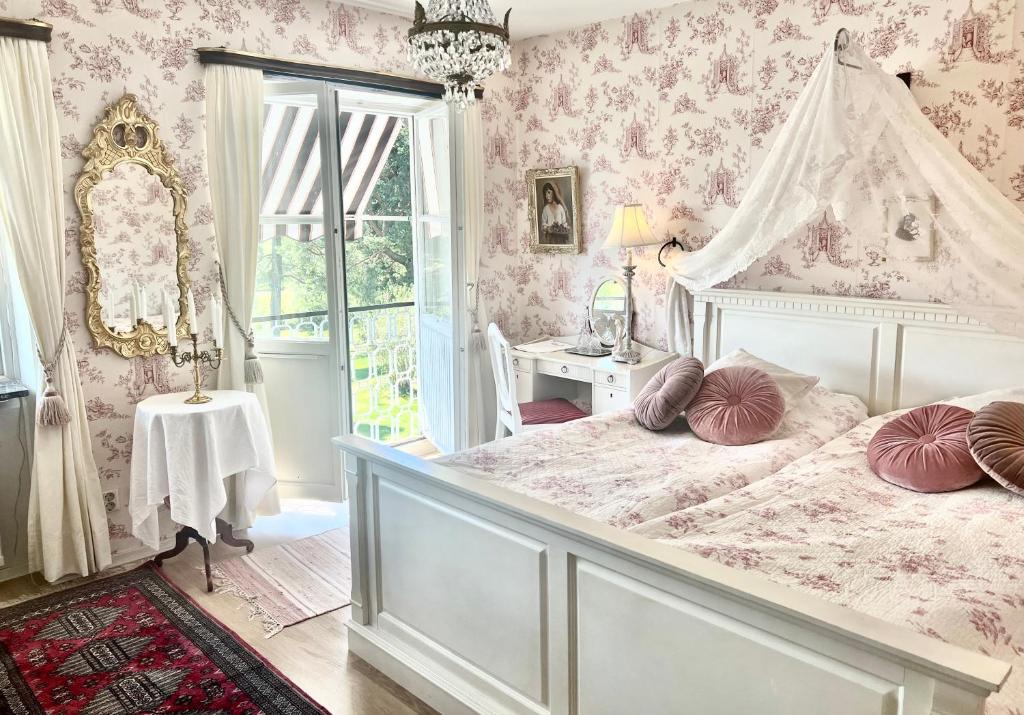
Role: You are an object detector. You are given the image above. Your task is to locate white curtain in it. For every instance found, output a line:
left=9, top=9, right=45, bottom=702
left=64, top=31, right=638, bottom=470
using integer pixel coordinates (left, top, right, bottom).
left=205, top=64, right=281, bottom=526
left=667, top=37, right=1024, bottom=337
left=0, top=36, right=111, bottom=581
left=459, top=105, right=495, bottom=447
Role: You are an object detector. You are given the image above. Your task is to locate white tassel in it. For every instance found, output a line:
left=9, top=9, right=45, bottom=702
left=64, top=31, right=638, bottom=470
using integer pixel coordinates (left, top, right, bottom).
left=39, top=377, right=71, bottom=427
left=244, top=344, right=264, bottom=385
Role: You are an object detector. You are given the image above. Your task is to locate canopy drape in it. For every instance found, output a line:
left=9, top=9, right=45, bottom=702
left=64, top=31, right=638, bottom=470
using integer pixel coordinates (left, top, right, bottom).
left=668, top=36, right=1024, bottom=347
left=206, top=64, right=281, bottom=526
left=0, top=36, right=111, bottom=581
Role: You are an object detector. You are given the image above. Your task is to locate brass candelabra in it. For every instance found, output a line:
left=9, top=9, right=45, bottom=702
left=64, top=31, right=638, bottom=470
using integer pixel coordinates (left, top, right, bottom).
left=170, top=333, right=223, bottom=404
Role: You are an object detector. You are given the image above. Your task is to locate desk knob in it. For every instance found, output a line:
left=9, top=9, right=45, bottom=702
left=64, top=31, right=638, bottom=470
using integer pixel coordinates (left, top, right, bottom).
left=513, top=358, right=519, bottom=367
left=606, top=375, right=615, bottom=384
left=560, top=365, right=568, bottom=374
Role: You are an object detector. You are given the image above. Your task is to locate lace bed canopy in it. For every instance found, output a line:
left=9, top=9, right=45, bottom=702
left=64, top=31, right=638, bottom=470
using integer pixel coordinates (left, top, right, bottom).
left=667, top=30, right=1024, bottom=354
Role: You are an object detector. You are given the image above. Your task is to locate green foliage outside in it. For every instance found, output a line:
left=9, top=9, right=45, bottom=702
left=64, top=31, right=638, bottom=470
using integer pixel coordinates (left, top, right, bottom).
left=254, top=119, right=422, bottom=444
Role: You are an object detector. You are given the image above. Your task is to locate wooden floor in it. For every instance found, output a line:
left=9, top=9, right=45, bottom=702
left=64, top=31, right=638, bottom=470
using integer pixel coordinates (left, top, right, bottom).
left=0, top=500, right=437, bottom=715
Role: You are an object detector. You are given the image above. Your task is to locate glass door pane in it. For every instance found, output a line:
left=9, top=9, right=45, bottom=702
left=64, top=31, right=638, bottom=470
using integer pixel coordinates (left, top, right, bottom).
left=413, top=104, right=461, bottom=454
left=338, top=104, right=422, bottom=444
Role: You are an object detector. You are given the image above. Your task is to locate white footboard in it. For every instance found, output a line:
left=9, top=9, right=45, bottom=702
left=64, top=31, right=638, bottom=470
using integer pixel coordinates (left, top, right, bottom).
left=336, top=436, right=1009, bottom=715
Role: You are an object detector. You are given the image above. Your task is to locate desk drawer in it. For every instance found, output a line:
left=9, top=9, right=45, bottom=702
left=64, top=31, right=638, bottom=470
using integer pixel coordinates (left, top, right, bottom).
left=537, top=360, right=591, bottom=382
left=595, top=370, right=627, bottom=391
left=511, top=356, right=533, bottom=373
left=594, top=386, right=632, bottom=414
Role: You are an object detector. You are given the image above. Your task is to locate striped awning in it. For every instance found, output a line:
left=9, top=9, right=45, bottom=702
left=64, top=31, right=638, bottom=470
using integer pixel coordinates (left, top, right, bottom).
left=261, top=103, right=402, bottom=239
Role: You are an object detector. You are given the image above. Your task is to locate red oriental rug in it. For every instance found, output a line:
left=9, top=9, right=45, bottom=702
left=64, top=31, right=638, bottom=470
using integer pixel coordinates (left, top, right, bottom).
left=0, top=566, right=328, bottom=714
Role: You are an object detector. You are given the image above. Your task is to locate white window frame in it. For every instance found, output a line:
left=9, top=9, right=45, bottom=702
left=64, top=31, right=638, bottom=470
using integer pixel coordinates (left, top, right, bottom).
left=0, top=239, right=21, bottom=381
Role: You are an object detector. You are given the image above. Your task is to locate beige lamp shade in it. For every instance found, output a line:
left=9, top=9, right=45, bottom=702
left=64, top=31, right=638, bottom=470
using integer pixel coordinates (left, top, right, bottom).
left=602, top=203, right=658, bottom=249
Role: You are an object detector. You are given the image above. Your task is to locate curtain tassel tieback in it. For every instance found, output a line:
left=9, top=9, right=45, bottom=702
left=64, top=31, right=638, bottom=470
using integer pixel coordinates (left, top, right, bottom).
left=38, top=324, right=71, bottom=427
left=244, top=342, right=264, bottom=385
left=218, top=264, right=263, bottom=385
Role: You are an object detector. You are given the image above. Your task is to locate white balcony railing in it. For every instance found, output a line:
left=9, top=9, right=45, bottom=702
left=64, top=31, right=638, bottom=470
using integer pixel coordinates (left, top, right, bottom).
left=253, top=304, right=421, bottom=444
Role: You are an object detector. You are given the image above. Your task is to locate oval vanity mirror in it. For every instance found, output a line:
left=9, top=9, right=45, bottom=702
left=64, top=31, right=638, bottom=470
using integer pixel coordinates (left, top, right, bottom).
left=591, top=277, right=629, bottom=347
left=77, top=94, right=190, bottom=358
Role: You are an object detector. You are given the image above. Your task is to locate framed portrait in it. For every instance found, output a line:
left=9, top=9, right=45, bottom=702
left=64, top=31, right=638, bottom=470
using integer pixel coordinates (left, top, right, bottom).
left=526, top=166, right=582, bottom=254
left=884, top=194, right=937, bottom=262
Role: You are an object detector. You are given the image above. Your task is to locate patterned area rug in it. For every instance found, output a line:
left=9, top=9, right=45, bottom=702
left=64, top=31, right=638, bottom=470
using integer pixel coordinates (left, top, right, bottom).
left=211, top=529, right=351, bottom=638
left=0, top=566, right=327, bottom=714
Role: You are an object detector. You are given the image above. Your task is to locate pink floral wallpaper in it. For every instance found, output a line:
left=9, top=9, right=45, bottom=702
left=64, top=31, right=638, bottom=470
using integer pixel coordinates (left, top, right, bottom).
left=477, top=0, right=1024, bottom=349
left=6, top=0, right=414, bottom=559
left=4, top=0, right=1024, bottom=561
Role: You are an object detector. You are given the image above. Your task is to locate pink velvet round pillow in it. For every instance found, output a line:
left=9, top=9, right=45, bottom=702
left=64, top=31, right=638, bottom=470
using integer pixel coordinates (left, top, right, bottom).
left=867, top=404, right=982, bottom=493
left=967, top=401, right=1024, bottom=496
left=633, top=357, right=704, bottom=431
left=686, top=366, right=785, bottom=445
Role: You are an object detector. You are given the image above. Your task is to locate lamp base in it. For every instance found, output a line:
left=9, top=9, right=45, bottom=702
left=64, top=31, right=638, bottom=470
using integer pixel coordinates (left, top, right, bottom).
left=612, top=347, right=642, bottom=365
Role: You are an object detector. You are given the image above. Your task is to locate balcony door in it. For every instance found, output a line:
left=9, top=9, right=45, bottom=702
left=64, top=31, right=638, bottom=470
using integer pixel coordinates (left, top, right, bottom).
left=255, top=80, right=345, bottom=501
left=412, top=103, right=463, bottom=454
left=254, top=80, right=465, bottom=501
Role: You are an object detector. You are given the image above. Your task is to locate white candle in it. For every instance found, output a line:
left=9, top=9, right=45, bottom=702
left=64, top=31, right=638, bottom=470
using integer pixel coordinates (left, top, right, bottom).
left=211, top=297, right=223, bottom=347
left=164, top=291, right=177, bottom=347
left=186, top=288, right=197, bottom=334
left=137, top=286, right=147, bottom=323
left=129, top=286, right=139, bottom=325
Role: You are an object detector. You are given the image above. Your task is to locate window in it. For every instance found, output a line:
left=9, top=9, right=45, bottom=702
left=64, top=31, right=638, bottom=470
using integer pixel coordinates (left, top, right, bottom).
left=0, top=238, right=21, bottom=380
left=253, top=92, right=329, bottom=341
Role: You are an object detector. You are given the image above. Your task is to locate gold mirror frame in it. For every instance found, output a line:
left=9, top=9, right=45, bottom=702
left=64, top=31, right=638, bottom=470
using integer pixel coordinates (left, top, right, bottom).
left=75, top=94, right=190, bottom=358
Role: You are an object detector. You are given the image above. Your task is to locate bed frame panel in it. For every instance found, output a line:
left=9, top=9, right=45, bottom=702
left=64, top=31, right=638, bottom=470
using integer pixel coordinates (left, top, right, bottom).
left=337, top=289, right=1023, bottom=715
left=695, top=289, right=1024, bottom=415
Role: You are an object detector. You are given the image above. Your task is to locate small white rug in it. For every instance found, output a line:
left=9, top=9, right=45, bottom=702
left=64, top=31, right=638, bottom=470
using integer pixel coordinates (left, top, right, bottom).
left=210, top=529, right=351, bottom=637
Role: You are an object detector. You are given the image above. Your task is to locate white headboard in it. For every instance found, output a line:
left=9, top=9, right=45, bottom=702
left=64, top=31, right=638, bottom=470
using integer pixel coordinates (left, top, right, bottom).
left=694, top=289, right=1024, bottom=415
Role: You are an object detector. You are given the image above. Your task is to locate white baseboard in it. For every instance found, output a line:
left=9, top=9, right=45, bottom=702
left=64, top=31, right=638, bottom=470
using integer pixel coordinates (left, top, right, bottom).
left=275, top=480, right=343, bottom=502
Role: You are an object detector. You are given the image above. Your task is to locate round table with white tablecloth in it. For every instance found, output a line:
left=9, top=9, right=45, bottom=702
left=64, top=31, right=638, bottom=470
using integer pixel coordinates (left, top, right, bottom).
left=129, top=389, right=276, bottom=589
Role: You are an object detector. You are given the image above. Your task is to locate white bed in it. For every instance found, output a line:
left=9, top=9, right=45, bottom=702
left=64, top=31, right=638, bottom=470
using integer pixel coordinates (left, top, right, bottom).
left=334, top=289, right=1024, bottom=715
left=437, top=385, right=865, bottom=529
left=634, top=386, right=1024, bottom=715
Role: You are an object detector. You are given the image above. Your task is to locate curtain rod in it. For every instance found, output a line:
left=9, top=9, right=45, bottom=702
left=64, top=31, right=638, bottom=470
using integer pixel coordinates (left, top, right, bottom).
left=195, top=47, right=484, bottom=100
left=0, top=17, right=53, bottom=42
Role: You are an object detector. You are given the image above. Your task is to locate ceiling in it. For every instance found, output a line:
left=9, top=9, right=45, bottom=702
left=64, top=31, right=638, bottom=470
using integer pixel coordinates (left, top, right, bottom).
left=352, top=0, right=680, bottom=40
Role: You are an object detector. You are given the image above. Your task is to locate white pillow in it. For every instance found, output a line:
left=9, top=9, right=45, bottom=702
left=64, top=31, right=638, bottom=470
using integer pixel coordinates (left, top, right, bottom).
left=706, top=349, right=819, bottom=409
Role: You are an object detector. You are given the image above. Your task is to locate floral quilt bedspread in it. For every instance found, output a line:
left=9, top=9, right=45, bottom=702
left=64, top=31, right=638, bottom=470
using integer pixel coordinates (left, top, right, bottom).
left=438, top=386, right=866, bottom=529
left=635, top=387, right=1024, bottom=714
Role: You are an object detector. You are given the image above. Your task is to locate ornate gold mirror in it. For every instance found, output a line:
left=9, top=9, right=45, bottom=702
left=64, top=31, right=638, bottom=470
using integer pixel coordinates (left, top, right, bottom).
left=76, top=94, right=190, bottom=358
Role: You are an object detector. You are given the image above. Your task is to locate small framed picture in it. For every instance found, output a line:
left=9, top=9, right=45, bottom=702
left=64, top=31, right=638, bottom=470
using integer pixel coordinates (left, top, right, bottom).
left=884, top=195, right=937, bottom=262
left=526, top=166, right=582, bottom=254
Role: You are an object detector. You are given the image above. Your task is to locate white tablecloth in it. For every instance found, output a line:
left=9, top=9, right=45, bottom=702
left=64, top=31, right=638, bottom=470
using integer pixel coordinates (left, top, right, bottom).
left=129, top=390, right=276, bottom=550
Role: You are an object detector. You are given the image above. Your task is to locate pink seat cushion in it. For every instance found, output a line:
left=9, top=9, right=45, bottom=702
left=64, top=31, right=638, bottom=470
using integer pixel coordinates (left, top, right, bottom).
left=520, top=398, right=588, bottom=425
left=633, top=357, right=705, bottom=431
left=686, top=366, right=785, bottom=446
left=867, top=404, right=983, bottom=493
left=968, top=401, right=1024, bottom=496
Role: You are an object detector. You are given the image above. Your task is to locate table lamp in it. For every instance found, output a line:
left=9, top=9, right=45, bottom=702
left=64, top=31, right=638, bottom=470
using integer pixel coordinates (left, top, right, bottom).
left=601, top=203, right=659, bottom=364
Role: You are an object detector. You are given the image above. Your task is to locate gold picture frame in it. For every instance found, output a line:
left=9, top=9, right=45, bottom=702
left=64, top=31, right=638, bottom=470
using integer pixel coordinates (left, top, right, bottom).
left=74, top=94, right=191, bottom=358
left=527, top=166, right=582, bottom=254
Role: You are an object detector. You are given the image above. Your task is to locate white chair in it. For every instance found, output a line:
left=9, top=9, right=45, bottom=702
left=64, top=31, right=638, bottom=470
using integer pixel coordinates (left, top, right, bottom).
left=487, top=323, right=588, bottom=439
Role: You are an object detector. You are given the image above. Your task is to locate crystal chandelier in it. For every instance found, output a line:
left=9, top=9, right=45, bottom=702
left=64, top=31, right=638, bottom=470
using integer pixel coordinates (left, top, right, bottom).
left=408, top=0, right=512, bottom=109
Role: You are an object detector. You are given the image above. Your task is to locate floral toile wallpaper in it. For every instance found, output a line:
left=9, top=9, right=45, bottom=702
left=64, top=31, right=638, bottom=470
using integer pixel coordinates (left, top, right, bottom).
left=5, top=0, right=415, bottom=560
left=3, top=0, right=1023, bottom=562
left=477, top=0, right=1024, bottom=349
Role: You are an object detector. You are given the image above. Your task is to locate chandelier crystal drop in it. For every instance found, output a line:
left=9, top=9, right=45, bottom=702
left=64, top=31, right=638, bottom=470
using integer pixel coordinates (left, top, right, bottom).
left=408, top=0, right=512, bottom=109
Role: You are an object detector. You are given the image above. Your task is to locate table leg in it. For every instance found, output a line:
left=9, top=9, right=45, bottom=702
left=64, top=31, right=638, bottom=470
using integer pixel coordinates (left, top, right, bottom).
left=216, top=518, right=255, bottom=553
left=152, top=526, right=215, bottom=593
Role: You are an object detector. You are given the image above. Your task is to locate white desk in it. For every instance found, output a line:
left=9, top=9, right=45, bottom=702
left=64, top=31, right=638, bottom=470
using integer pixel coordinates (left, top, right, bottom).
left=511, top=338, right=676, bottom=414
